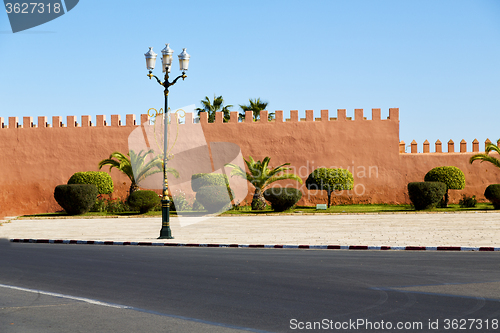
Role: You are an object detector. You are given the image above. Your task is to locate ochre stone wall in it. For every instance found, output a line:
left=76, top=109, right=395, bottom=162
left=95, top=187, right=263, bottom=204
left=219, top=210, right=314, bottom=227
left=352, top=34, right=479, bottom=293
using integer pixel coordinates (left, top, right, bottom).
left=0, top=109, right=498, bottom=217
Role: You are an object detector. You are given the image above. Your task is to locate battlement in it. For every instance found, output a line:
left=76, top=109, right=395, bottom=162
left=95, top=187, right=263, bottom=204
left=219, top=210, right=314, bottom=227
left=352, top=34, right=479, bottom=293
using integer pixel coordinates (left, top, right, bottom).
left=197, top=108, right=399, bottom=124
left=0, top=108, right=399, bottom=129
left=0, top=114, right=146, bottom=128
left=2, top=106, right=499, bottom=218
left=399, top=138, right=499, bottom=154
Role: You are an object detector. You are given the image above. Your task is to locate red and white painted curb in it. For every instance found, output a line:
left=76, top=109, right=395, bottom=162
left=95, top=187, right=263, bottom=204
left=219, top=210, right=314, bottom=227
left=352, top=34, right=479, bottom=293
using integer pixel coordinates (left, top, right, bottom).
left=9, top=239, right=500, bottom=251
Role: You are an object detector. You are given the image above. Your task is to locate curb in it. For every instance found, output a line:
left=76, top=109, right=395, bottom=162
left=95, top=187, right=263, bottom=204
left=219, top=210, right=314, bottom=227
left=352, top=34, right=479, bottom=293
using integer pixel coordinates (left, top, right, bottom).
left=9, top=239, right=500, bottom=251
left=14, top=210, right=500, bottom=220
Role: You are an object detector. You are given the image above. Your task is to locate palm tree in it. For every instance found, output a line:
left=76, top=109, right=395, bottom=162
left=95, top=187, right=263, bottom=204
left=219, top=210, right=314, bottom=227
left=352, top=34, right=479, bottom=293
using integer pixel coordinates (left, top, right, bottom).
left=196, top=95, right=233, bottom=123
left=98, top=150, right=179, bottom=196
left=226, top=156, right=303, bottom=210
left=239, top=98, right=274, bottom=121
left=470, top=140, right=500, bottom=170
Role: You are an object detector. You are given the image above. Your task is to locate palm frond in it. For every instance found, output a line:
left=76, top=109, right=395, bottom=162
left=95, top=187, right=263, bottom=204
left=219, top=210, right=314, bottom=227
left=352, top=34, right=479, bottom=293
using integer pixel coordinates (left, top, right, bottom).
left=98, top=158, right=121, bottom=170
left=120, top=164, right=135, bottom=182
left=225, top=163, right=252, bottom=181
left=239, top=98, right=269, bottom=121
left=470, top=143, right=500, bottom=170
left=470, top=154, right=500, bottom=168
left=266, top=163, right=291, bottom=177
left=109, top=151, right=129, bottom=162
left=266, top=174, right=303, bottom=186
left=485, top=143, right=500, bottom=155
left=166, top=167, right=180, bottom=178
left=261, top=157, right=270, bottom=171
left=135, top=159, right=162, bottom=182
left=196, top=95, right=232, bottom=122
left=137, top=169, right=161, bottom=183
left=226, top=163, right=246, bottom=176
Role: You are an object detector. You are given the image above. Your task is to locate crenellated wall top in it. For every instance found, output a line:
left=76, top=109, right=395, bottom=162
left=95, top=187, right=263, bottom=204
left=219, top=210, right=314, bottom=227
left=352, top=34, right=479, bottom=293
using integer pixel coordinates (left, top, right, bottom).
left=0, top=108, right=399, bottom=129
left=400, top=138, right=500, bottom=154
left=0, top=114, right=141, bottom=128
left=199, top=108, right=399, bottom=124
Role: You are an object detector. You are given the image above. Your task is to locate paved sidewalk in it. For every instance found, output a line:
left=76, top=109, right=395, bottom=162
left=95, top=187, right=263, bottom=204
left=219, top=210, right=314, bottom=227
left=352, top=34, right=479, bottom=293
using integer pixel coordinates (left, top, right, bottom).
left=1, top=212, right=499, bottom=248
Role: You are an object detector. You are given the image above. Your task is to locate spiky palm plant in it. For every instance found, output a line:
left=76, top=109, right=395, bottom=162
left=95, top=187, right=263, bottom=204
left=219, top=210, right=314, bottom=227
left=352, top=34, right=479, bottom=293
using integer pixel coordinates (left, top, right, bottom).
left=196, top=95, right=233, bottom=123
left=226, top=156, right=303, bottom=210
left=98, top=150, right=179, bottom=196
left=469, top=141, right=500, bottom=170
left=238, top=98, right=274, bottom=121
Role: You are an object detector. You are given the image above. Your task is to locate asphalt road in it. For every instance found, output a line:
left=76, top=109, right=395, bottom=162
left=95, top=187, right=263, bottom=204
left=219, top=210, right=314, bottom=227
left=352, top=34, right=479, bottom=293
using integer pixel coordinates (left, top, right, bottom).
left=1, top=239, right=500, bottom=332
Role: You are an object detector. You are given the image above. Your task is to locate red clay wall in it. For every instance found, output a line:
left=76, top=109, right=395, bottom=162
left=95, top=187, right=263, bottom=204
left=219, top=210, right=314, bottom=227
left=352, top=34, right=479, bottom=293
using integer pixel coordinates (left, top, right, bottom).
left=0, top=109, right=499, bottom=217
left=200, top=108, right=401, bottom=205
left=0, top=115, right=138, bottom=217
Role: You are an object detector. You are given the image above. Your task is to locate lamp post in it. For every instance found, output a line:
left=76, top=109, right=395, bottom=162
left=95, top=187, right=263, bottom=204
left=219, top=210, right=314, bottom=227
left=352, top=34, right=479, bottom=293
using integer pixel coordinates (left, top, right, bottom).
left=144, top=44, right=190, bottom=239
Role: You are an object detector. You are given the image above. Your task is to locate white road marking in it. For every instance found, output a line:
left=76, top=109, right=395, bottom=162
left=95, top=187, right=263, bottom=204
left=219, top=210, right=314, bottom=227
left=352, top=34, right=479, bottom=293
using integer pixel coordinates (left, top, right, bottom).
left=0, top=283, right=130, bottom=309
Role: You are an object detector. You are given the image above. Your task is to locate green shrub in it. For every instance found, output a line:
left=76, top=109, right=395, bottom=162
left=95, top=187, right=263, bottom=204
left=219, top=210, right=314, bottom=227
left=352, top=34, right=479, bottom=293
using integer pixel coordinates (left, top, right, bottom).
left=424, top=166, right=465, bottom=189
left=128, top=190, right=161, bottom=213
left=68, top=171, right=114, bottom=194
left=195, top=186, right=234, bottom=213
left=54, top=184, right=98, bottom=215
left=91, top=195, right=131, bottom=213
left=459, top=195, right=477, bottom=208
left=106, top=197, right=131, bottom=213
left=91, top=195, right=107, bottom=212
left=263, top=187, right=302, bottom=212
left=407, top=182, right=447, bottom=210
left=192, top=200, right=204, bottom=211
left=169, top=192, right=191, bottom=212
left=484, top=184, right=500, bottom=209
left=305, top=168, right=354, bottom=208
left=424, top=166, right=465, bottom=207
left=191, top=173, right=230, bottom=192
left=228, top=201, right=243, bottom=211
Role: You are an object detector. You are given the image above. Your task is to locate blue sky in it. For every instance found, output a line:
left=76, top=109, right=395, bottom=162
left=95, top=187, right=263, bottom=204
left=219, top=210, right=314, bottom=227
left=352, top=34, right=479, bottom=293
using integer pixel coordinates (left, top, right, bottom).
left=1, top=0, right=499, bottom=152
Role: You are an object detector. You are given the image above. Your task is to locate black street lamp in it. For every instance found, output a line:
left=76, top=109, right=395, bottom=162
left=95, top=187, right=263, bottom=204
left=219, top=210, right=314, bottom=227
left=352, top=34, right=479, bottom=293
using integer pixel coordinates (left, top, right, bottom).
left=144, top=44, right=190, bottom=239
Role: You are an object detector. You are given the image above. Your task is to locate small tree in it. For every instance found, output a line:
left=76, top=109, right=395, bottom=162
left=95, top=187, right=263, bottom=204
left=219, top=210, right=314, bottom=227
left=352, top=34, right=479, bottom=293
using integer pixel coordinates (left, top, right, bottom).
left=225, top=156, right=302, bottom=210
left=305, top=168, right=354, bottom=208
left=238, top=98, right=275, bottom=121
left=424, top=166, right=465, bottom=207
left=196, top=95, right=232, bottom=123
left=67, top=171, right=114, bottom=195
left=98, top=150, right=178, bottom=197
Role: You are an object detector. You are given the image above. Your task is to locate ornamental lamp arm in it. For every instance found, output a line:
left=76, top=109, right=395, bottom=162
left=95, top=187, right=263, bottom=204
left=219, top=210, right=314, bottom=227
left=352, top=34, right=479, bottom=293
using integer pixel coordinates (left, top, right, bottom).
left=169, top=72, right=187, bottom=87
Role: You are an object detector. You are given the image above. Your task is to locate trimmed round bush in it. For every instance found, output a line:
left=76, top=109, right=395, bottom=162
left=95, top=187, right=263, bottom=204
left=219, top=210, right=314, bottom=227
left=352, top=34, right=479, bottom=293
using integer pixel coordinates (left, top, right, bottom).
left=195, top=186, right=234, bottom=213
left=424, top=166, right=465, bottom=190
left=305, top=168, right=354, bottom=207
left=306, top=168, right=354, bottom=191
left=484, top=184, right=500, bottom=209
left=191, top=173, right=229, bottom=192
left=54, top=184, right=98, bottom=215
left=68, top=171, right=114, bottom=194
left=424, top=166, right=465, bottom=207
left=263, top=187, right=302, bottom=212
left=408, top=182, right=447, bottom=210
left=128, top=190, right=160, bottom=213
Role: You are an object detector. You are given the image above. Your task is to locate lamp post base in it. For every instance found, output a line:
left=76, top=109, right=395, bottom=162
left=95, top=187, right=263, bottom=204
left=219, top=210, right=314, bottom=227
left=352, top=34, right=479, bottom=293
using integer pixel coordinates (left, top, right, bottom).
left=158, top=232, right=174, bottom=240
left=158, top=198, right=174, bottom=239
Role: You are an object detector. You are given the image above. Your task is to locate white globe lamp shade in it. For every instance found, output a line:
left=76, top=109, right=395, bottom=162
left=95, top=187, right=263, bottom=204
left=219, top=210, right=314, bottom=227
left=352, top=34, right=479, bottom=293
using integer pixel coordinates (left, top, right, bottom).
left=144, top=47, right=157, bottom=71
left=161, top=43, right=174, bottom=73
left=178, top=48, right=190, bottom=71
